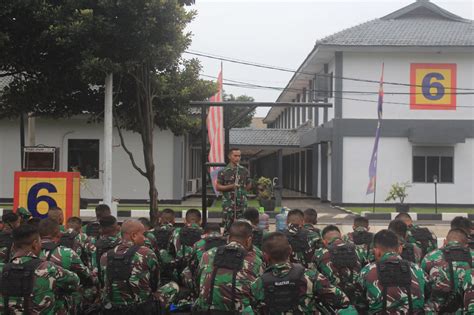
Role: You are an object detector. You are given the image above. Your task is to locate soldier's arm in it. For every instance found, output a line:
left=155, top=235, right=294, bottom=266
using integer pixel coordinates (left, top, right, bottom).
left=49, top=262, right=81, bottom=293
left=67, top=248, right=97, bottom=287
left=216, top=170, right=235, bottom=192
left=312, top=269, right=350, bottom=309
left=463, top=270, right=474, bottom=313
left=248, top=278, right=263, bottom=314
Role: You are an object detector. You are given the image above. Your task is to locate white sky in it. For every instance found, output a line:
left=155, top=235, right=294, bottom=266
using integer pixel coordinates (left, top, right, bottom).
left=185, top=0, right=473, bottom=117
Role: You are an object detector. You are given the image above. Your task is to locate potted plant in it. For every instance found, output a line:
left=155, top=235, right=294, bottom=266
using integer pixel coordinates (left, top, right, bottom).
left=256, top=176, right=275, bottom=212
left=385, top=181, right=411, bottom=212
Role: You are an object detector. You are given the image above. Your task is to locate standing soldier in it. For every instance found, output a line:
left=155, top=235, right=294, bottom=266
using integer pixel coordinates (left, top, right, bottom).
left=249, top=232, right=351, bottom=314
left=388, top=219, right=423, bottom=264
left=194, top=221, right=263, bottom=313
left=0, top=212, right=20, bottom=263
left=0, top=224, right=79, bottom=314
left=358, top=230, right=430, bottom=314
left=283, top=209, right=313, bottom=268
left=422, top=229, right=473, bottom=313
left=216, top=148, right=252, bottom=234
left=100, top=219, right=178, bottom=313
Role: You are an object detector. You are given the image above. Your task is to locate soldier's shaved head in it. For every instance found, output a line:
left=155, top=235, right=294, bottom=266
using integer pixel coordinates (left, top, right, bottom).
left=373, top=230, right=400, bottom=256
left=287, top=209, right=304, bottom=226
left=204, top=223, right=221, bottom=234
left=262, top=232, right=291, bottom=264
left=354, top=216, right=369, bottom=229
left=394, top=213, right=412, bottom=226
left=185, top=209, right=202, bottom=224
left=95, top=204, right=111, bottom=220
left=322, top=225, right=341, bottom=241
left=13, top=224, right=41, bottom=254
left=243, top=207, right=259, bottom=226
left=66, top=216, right=82, bottom=232
left=160, top=208, right=176, bottom=225
left=38, top=218, right=60, bottom=238
left=304, top=208, right=318, bottom=225
left=121, top=219, right=143, bottom=234
left=229, top=221, right=253, bottom=250
left=446, top=228, right=469, bottom=245
left=451, top=217, right=472, bottom=236
left=48, top=207, right=64, bottom=225
left=121, top=219, right=146, bottom=246
left=100, top=215, right=119, bottom=236
left=388, top=219, right=408, bottom=240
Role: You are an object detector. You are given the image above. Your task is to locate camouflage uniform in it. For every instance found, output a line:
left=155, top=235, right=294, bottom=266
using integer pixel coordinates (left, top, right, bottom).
left=148, top=223, right=177, bottom=284
left=248, top=262, right=350, bottom=314
left=60, top=227, right=94, bottom=267
left=400, top=239, right=423, bottom=265
left=0, top=251, right=80, bottom=314
left=217, top=164, right=250, bottom=234
left=170, top=223, right=203, bottom=276
left=462, top=269, right=474, bottom=313
left=303, top=223, right=323, bottom=251
left=40, top=238, right=98, bottom=312
left=343, top=227, right=375, bottom=265
left=357, top=252, right=431, bottom=314
left=100, top=240, right=179, bottom=309
left=406, top=224, right=437, bottom=257
left=194, top=241, right=264, bottom=313
left=284, top=224, right=314, bottom=268
left=313, top=238, right=363, bottom=304
left=421, top=241, right=474, bottom=313
left=0, top=230, right=14, bottom=263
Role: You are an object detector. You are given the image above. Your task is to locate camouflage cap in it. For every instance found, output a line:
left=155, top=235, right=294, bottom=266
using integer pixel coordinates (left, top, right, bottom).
left=17, top=207, right=32, bottom=220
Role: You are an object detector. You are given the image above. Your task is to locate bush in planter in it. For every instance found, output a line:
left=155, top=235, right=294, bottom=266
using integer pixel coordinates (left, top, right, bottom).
left=256, top=177, right=275, bottom=211
left=385, top=181, right=411, bottom=212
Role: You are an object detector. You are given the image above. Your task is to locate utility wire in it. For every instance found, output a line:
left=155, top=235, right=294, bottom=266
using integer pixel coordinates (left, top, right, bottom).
left=186, top=50, right=474, bottom=91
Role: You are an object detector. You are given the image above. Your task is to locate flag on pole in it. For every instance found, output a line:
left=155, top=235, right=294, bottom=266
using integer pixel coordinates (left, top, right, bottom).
left=207, top=67, right=224, bottom=195
left=366, top=64, right=384, bottom=195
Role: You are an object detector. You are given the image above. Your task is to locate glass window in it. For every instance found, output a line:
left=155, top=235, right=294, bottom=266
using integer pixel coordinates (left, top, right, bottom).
left=68, top=139, right=100, bottom=179
left=413, top=156, right=426, bottom=182
left=412, top=151, right=453, bottom=183
left=441, top=156, right=454, bottom=183
left=426, top=156, right=440, bottom=183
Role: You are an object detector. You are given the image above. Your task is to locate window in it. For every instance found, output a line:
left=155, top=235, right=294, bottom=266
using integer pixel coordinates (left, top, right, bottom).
left=68, top=139, right=100, bottom=179
left=412, top=147, right=454, bottom=183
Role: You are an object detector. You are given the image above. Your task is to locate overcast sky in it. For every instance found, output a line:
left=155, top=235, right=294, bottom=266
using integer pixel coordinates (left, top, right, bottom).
left=185, top=0, right=473, bottom=117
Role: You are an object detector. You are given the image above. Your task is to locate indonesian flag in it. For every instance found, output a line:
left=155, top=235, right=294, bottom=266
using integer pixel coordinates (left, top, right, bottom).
left=207, top=68, right=224, bottom=195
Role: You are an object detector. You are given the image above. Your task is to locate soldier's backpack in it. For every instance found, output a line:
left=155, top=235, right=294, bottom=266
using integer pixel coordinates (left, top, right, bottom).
left=86, top=221, right=101, bottom=238
left=252, top=229, right=264, bottom=249
left=153, top=227, right=175, bottom=251
left=329, top=243, right=359, bottom=298
left=0, top=231, right=14, bottom=263
left=96, top=238, right=121, bottom=287
left=437, top=246, right=473, bottom=313
left=401, top=243, right=416, bottom=263
left=204, top=236, right=227, bottom=251
left=285, top=229, right=310, bottom=253
left=261, top=264, right=306, bottom=313
left=179, top=227, right=202, bottom=247
left=0, top=258, right=43, bottom=315
left=376, top=259, right=413, bottom=314
left=352, top=230, right=373, bottom=247
left=410, top=227, right=436, bottom=256
left=59, top=231, right=78, bottom=249
left=207, top=246, right=246, bottom=311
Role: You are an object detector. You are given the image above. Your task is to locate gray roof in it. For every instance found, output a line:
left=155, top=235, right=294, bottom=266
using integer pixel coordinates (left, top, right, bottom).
left=317, top=1, right=473, bottom=47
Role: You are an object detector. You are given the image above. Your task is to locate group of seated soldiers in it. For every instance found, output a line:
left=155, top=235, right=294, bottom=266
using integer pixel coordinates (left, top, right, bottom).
left=0, top=204, right=473, bottom=314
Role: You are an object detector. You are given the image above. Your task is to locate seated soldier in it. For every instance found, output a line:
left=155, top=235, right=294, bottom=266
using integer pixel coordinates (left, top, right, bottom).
left=193, top=221, right=263, bottom=313
left=451, top=216, right=474, bottom=249
left=395, top=212, right=437, bottom=257
left=38, top=218, right=97, bottom=313
left=100, top=219, right=178, bottom=314
left=0, top=212, right=20, bottom=263
left=343, top=216, right=374, bottom=265
left=388, top=219, right=423, bottom=264
left=427, top=229, right=474, bottom=313
left=249, top=231, right=351, bottom=314
left=243, top=207, right=264, bottom=249
left=358, top=230, right=430, bottom=314
left=313, top=224, right=363, bottom=305
left=283, top=209, right=313, bottom=268
left=0, top=224, right=79, bottom=314
left=303, top=208, right=323, bottom=250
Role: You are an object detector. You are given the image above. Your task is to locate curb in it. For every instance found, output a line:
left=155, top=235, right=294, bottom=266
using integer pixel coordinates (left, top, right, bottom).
left=333, top=205, right=358, bottom=216
left=361, top=211, right=473, bottom=221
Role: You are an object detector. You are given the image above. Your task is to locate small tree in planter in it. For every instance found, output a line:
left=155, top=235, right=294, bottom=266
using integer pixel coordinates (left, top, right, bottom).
left=257, top=177, right=275, bottom=212
left=385, top=181, right=411, bottom=212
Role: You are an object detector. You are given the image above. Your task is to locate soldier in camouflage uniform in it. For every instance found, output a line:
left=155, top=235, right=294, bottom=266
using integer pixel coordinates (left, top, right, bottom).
left=343, top=216, right=374, bottom=265
left=243, top=207, right=266, bottom=250
left=48, top=207, right=65, bottom=231
left=38, top=218, right=98, bottom=312
left=389, top=219, right=423, bottom=264
left=216, top=148, right=252, bottom=234
left=83, top=204, right=112, bottom=239
left=283, top=209, right=314, bottom=268
left=249, top=231, right=352, bottom=314
left=422, top=229, right=473, bottom=313
left=451, top=216, right=474, bottom=250
left=0, top=212, right=20, bottom=263
left=194, top=221, right=264, bottom=313
left=462, top=268, right=474, bottom=313
left=0, top=224, right=79, bottom=314
left=313, top=225, right=364, bottom=306
left=93, top=215, right=122, bottom=285
left=16, top=207, right=32, bottom=224
left=303, top=208, right=323, bottom=250
left=395, top=212, right=437, bottom=257
left=100, top=219, right=179, bottom=313
left=358, top=229, right=431, bottom=314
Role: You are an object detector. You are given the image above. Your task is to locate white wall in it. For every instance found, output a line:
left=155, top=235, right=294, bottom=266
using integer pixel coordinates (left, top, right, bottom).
left=327, top=143, right=332, bottom=201
left=342, top=137, right=474, bottom=204
left=342, top=52, right=474, bottom=120
left=0, top=117, right=179, bottom=201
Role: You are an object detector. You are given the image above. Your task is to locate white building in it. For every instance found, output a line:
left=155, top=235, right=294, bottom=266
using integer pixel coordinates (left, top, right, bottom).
left=263, top=0, right=474, bottom=206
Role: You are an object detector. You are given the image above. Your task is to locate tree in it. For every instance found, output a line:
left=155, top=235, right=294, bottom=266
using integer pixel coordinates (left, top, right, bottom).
left=223, top=93, right=255, bottom=128
left=0, top=0, right=216, bottom=222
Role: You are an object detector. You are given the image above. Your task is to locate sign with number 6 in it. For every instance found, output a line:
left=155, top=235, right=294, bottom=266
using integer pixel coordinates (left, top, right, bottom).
left=410, top=63, right=456, bottom=110
left=14, top=172, right=81, bottom=224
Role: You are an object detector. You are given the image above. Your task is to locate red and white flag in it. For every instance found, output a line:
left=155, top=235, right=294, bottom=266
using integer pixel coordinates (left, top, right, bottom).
left=207, top=68, right=224, bottom=195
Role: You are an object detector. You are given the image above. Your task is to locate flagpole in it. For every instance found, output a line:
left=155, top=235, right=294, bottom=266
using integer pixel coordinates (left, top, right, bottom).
left=373, top=178, right=376, bottom=213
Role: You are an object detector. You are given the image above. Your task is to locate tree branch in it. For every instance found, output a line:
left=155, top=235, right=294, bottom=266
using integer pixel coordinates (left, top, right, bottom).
left=113, top=109, right=147, bottom=177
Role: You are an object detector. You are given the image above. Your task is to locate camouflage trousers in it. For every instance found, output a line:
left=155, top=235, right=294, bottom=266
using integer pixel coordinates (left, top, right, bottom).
left=222, top=206, right=245, bottom=235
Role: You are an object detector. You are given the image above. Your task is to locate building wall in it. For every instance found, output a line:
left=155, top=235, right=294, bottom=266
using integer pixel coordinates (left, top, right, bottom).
left=342, top=137, right=474, bottom=204
left=0, top=117, right=183, bottom=201
left=342, top=52, right=474, bottom=120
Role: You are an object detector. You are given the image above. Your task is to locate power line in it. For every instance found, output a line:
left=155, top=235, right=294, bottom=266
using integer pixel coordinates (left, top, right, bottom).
left=186, top=50, right=474, bottom=91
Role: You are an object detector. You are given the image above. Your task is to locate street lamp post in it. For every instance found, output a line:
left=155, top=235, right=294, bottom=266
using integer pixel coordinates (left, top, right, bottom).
left=433, top=175, right=438, bottom=214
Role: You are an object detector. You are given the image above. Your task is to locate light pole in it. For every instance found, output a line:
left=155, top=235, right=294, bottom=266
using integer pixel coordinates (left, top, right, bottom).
left=433, top=175, right=438, bottom=214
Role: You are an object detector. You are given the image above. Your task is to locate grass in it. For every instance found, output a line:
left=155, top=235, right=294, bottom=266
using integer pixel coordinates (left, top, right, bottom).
left=348, top=207, right=474, bottom=214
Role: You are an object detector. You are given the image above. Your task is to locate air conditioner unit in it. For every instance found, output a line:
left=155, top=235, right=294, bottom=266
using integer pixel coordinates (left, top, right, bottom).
left=186, top=179, right=198, bottom=194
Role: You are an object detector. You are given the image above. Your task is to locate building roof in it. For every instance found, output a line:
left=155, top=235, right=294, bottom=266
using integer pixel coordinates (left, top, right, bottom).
left=264, top=0, right=473, bottom=123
